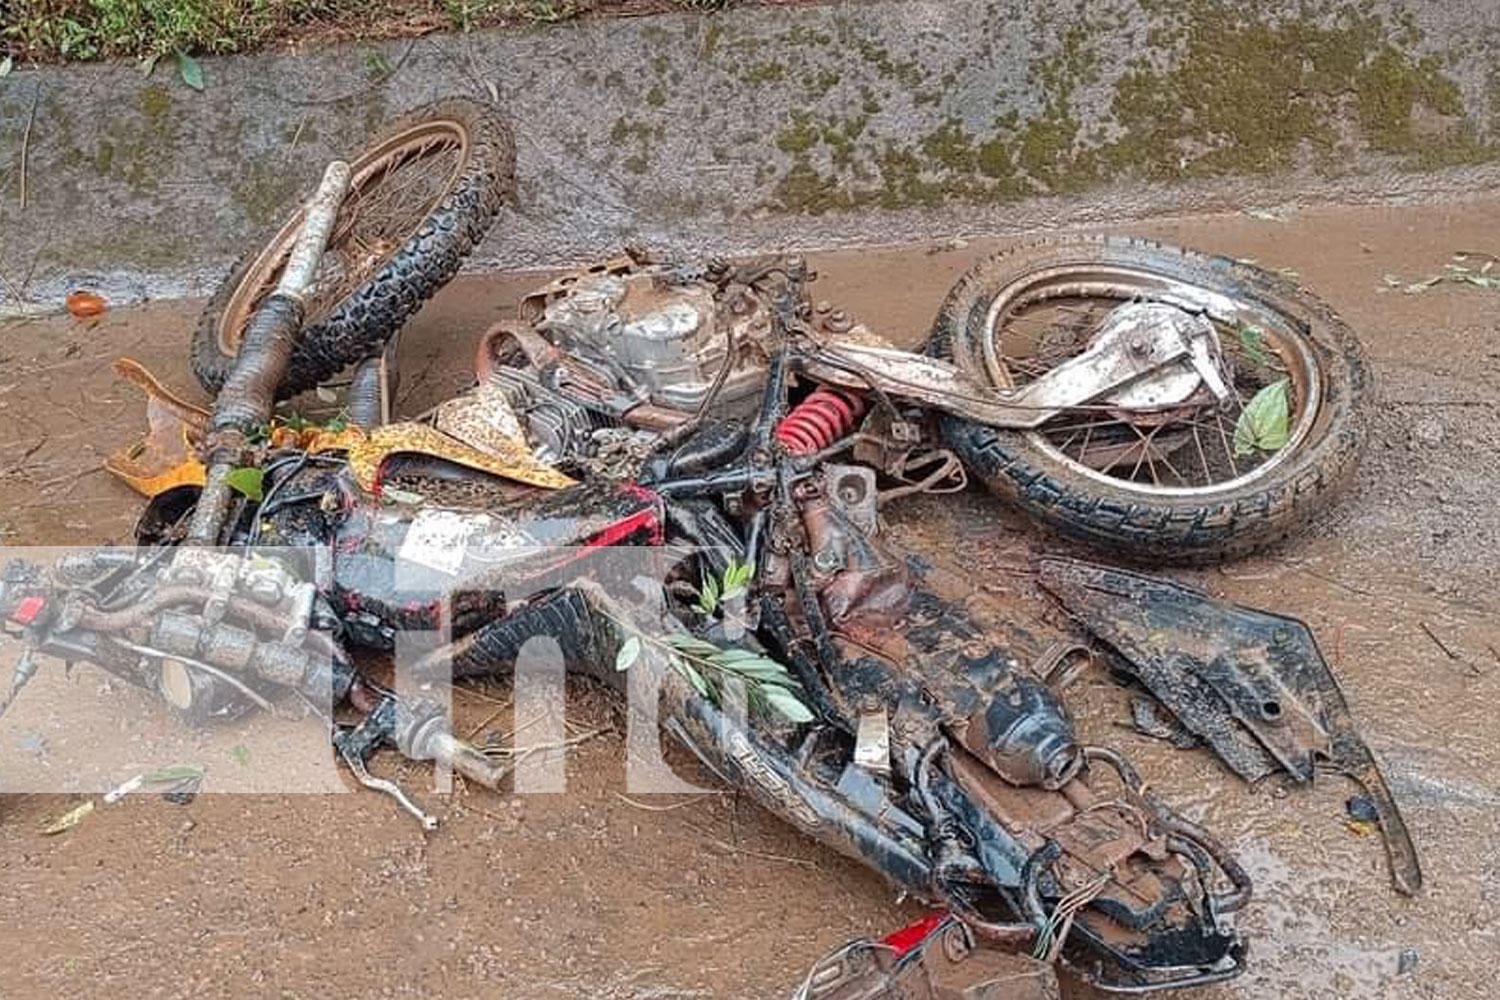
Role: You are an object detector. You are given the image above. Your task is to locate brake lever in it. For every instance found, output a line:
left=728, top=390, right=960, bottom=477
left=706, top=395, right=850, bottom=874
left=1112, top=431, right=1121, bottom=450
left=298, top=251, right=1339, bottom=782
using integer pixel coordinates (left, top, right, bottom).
left=333, top=698, right=440, bottom=832
left=336, top=738, right=439, bottom=832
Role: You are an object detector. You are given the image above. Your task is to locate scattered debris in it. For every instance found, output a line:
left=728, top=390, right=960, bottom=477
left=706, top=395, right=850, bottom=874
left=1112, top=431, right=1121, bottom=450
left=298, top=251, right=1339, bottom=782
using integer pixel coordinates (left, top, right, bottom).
left=102, top=765, right=206, bottom=804
left=1346, top=795, right=1379, bottom=824
left=41, top=799, right=94, bottom=835
left=64, top=290, right=107, bottom=318
left=103, top=774, right=146, bottom=804
left=1235, top=256, right=1300, bottom=280
left=1382, top=253, right=1500, bottom=295
left=1241, top=206, right=1289, bottom=222
left=1418, top=621, right=1475, bottom=674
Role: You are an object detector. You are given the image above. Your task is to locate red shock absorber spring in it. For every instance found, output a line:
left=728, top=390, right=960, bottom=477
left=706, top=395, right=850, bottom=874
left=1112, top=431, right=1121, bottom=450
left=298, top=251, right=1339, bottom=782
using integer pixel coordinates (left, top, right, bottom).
left=774, top=386, right=866, bottom=455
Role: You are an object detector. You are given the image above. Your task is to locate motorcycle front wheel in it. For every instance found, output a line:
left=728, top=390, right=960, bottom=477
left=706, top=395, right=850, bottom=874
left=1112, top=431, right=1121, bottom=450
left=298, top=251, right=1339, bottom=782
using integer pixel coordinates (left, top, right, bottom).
left=191, top=97, right=515, bottom=400
left=925, top=236, right=1370, bottom=562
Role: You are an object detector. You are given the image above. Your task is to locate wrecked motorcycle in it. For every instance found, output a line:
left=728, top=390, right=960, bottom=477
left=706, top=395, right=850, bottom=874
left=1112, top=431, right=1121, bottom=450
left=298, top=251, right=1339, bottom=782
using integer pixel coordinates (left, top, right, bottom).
left=190, top=97, right=1370, bottom=562
left=1, top=161, right=1257, bottom=992
left=0, top=101, right=1411, bottom=999
left=3, top=248, right=1421, bottom=997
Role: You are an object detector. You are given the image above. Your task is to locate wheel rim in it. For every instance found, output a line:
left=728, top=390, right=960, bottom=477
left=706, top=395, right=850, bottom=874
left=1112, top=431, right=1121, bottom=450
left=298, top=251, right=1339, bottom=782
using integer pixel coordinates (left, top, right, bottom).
left=977, top=264, right=1321, bottom=498
left=216, top=117, right=472, bottom=358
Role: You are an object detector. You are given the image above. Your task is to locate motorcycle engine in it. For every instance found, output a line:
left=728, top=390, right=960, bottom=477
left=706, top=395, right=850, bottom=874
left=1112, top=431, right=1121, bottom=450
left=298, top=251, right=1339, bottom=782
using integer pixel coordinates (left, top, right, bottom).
left=484, top=365, right=603, bottom=464
left=527, top=264, right=771, bottom=416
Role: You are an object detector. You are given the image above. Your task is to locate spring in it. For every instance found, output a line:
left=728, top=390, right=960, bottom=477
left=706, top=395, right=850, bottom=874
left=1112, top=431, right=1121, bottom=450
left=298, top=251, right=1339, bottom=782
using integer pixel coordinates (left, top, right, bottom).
left=774, top=386, right=866, bottom=455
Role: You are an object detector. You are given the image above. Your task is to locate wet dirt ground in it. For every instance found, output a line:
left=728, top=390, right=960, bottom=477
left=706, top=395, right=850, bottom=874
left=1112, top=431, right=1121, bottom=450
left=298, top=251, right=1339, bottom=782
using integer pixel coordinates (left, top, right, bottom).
left=1, top=200, right=1497, bottom=1000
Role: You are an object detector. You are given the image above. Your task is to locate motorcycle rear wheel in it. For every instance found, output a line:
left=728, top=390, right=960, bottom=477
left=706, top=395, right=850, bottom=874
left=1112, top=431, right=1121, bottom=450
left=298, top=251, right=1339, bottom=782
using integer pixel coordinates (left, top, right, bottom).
left=925, top=236, right=1369, bottom=562
left=191, top=97, right=515, bottom=400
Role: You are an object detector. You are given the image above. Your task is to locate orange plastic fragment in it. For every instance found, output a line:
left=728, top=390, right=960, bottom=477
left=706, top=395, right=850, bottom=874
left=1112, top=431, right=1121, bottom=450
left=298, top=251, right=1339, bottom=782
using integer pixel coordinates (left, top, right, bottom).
left=66, top=291, right=107, bottom=318
left=345, top=423, right=573, bottom=495
left=105, top=359, right=210, bottom=497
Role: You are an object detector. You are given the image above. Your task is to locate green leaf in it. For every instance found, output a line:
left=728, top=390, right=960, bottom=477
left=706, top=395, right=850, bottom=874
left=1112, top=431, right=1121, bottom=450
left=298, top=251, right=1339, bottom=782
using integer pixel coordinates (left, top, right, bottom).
left=710, top=648, right=771, bottom=666
left=1236, top=323, right=1273, bottom=368
left=231, top=744, right=250, bottom=767
left=663, top=634, right=720, bottom=658
left=143, top=764, right=203, bottom=784
left=713, top=652, right=792, bottom=681
left=325, top=415, right=348, bottom=433
left=675, top=658, right=711, bottom=698
left=737, top=664, right=801, bottom=686
left=723, top=559, right=754, bottom=595
left=615, top=636, right=642, bottom=672
left=762, top=686, right=814, bottom=724
left=0, top=56, right=13, bottom=79
left=225, top=466, right=265, bottom=501
left=695, top=571, right=720, bottom=615
left=1232, top=379, right=1291, bottom=458
left=176, top=52, right=204, bottom=91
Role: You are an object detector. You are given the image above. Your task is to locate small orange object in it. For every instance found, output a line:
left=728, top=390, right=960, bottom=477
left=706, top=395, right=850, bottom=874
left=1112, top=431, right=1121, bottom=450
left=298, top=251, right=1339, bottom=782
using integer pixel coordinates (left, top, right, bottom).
left=66, top=290, right=107, bottom=318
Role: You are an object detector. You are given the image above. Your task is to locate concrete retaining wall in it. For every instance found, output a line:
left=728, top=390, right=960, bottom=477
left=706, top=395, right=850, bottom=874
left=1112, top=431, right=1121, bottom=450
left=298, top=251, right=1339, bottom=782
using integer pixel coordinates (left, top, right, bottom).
left=1, top=0, right=1498, bottom=313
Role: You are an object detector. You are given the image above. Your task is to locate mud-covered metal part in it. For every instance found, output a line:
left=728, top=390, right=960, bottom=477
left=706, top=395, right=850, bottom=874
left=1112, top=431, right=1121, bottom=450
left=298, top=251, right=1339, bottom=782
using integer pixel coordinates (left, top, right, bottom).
left=334, top=701, right=440, bottom=832
left=952, top=676, right=1083, bottom=790
left=347, top=336, right=399, bottom=428
left=746, top=468, right=1245, bottom=990
left=524, top=262, right=773, bottom=415
left=146, top=608, right=338, bottom=697
left=188, top=162, right=352, bottom=544
left=800, top=301, right=1228, bottom=431
left=1038, top=556, right=1422, bottom=896
left=482, top=362, right=608, bottom=465
left=331, top=690, right=511, bottom=830
left=794, top=913, right=1058, bottom=1000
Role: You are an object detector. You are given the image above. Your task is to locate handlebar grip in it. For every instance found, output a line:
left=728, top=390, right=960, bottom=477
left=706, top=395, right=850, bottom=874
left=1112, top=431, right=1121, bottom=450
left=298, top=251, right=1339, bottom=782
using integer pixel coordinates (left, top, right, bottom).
left=426, top=731, right=512, bottom=790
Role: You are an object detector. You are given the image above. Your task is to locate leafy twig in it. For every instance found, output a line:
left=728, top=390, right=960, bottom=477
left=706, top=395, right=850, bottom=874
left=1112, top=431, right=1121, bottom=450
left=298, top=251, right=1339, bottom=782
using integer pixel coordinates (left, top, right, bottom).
left=609, top=611, right=813, bottom=723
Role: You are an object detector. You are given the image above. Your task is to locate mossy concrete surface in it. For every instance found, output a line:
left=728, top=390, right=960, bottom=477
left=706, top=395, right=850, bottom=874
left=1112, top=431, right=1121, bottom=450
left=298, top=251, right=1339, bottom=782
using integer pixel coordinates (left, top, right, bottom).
left=1, top=0, right=1498, bottom=311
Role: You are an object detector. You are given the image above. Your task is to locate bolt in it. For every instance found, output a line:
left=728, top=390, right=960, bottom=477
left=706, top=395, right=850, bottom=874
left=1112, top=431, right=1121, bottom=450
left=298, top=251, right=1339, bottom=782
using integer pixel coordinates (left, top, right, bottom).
left=1129, top=337, right=1149, bottom=356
